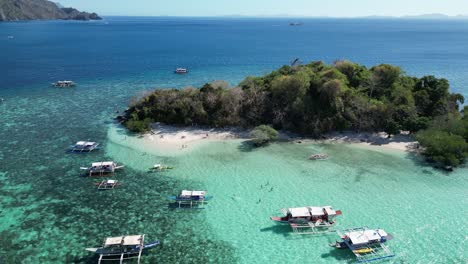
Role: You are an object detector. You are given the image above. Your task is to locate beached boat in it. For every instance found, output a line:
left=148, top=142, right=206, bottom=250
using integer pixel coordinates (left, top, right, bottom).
left=85, top=234, right=159, bottom=264
left=148, top=164, right=174, bottom=172
left=95, top=179, right=121, bottom=190
left=270, top=206, right=342, bottom=234
left=70, top=141, right=99, bottom=152
left=80, top=161, right=124, bottom=177
left=52, top=80, right=76, bottom=87
left=175, top=68, right=188, bottom=74
left=168, top=190, right=213, bottom=208
left=309, top=154, right=329, bottom=160
left=330, top=227, right=395, bottom=262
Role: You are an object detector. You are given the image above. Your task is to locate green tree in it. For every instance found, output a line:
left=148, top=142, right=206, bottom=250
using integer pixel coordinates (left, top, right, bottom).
left=250, top=125, right=279, bottom=146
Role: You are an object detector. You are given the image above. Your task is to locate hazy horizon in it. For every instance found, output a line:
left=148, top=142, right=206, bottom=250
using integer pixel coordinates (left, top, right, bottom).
left=57, top=0, right=468, bottom=18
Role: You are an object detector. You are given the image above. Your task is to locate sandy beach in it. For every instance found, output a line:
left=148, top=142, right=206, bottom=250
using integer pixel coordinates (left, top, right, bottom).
left=125, top=123, right=418, bottom=153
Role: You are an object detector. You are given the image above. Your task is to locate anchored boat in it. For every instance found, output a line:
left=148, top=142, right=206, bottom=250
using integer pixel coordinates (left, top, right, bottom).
left=52, top=80, right=76, bottom=87
left=271, top=206, right=342, bottom=234
left=168, top=190, right=213, bottom=208
left=85, top=234, right=159, bottom=264
left=95, top=179, right=121, bottom=190
left=175, top=68, right=188, bottom=74
left=148, top=164, right=174, bottom=172
left=330, top=227, right=395, bottom=262
left=70, top=141, right=99, bottom=152
left=80, top=161, right=124, bottom=177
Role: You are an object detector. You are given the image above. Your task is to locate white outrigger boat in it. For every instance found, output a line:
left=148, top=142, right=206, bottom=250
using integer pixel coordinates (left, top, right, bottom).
left=270, top=206, right=342, bottom=234
left=175, top=68, right=188, bottom=74
left=168, top=190, right=213, bottom=208
left=70, top=141, right=99, bottom=152
left=80, top=161, right=124, bottom=177
left=85, top=234, right=160, bottom=264
left=52, top=80, right=76, bottom=87
left=95, top=179, right=121, bottom=190
left=148, top=164, right=174, bottom=172
left=330, top=227, right=395, bottom=262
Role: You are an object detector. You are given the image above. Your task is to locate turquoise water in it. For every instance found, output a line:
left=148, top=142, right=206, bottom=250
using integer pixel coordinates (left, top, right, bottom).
left=0, top=17, right=467, bottom=263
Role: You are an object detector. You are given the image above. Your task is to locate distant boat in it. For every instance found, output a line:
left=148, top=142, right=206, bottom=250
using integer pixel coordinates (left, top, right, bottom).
left=69, top=141, right=99, bottom=152
left=175, top=68, right=188, bottom=74
left=80, top=161, right=124, bottom=177
left=7, top=36, right=14, bottom=39
left=168, top=190, right=213, bottom=208
left=52, top=80, right=76, bottom=87
left=95, top=179, right=121, bottom=190
left=85, top=234, right=159, bottom=264
left=289, top=22, right=303, bottom=26
left=149, top=164, right=174, bottom=172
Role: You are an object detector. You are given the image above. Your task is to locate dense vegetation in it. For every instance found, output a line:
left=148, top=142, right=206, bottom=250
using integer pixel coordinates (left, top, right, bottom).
left=250, top=125, right=279, bottom=146
left=124, top=61, right=467, bottom=167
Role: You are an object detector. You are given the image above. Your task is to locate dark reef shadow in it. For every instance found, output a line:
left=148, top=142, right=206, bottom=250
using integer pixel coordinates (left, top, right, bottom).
left=237, top=140, right=256, bottom=152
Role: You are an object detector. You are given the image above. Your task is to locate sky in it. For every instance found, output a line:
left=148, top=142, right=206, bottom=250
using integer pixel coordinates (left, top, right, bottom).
left=58, top=0, right=468, bottom=17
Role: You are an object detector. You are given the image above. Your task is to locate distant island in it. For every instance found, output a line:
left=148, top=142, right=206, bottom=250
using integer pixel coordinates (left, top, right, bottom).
left=123, top=61, right=468, bottom=168
left=0, top=0, right=102, bottom=21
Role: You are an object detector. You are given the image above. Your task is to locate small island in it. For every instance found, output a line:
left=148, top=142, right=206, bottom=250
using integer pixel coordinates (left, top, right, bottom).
left=0, top=0, right=101, bottom=21
left=123, top=61, right=468, bottom=168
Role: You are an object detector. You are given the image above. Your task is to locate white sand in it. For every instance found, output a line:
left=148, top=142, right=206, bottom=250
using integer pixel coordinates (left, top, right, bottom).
left=134, top=123, right=418, bottom=153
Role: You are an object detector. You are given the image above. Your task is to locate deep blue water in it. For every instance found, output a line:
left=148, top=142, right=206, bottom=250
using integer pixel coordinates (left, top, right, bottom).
left=1, top=17, right=468, bottom=97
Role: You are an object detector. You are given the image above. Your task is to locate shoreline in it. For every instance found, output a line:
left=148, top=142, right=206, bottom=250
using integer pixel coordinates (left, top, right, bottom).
left=124, top=123, right=418, bottom=154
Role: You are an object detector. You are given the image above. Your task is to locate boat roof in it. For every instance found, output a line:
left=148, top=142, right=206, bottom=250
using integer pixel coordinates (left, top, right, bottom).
left=308, top=207, right=325, bottom=216
left=346, top=229, right=387, bottom=245
left=92, top=161, right=115, bottom=167
left=104, top=235, right=143, bottom=246
left=76, top=141, right=96, bottom=146
left=181, top=190, right=206, bottom=196
left=323, top=206, right=337, bottom=216
left=107, top=180, right=116, bottom=184
left=288, top=207, right=311, bottom=217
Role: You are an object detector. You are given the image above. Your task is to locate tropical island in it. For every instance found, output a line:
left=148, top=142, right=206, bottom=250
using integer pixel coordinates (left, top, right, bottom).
left=123, top=61, right=468, bottom=168
left=0, top=0, right=101, bottom=21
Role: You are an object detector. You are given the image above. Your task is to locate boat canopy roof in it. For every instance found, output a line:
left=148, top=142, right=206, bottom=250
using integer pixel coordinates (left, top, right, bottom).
left=92, top=161, right=115, bottom=167
left=104, top=235, right=143, bottom=246
left=106, top=180, right=116, bottom=184
left=346, top=229, right=388, bottom=245
left=288, top=207, right=311, bottom=217
left=181, top=190, right=206, bottom=197
left=286, top=206, right=337, bottom=217
left=76, top=141, right=96, bottom=146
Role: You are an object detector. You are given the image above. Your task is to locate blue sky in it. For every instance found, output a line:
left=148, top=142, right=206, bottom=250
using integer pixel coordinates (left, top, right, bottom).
left=58, top=0, right=468, bottom=17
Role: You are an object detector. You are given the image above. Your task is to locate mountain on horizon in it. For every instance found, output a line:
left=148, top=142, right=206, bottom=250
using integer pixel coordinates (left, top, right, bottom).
left=0, top=0, right=102, bottom=21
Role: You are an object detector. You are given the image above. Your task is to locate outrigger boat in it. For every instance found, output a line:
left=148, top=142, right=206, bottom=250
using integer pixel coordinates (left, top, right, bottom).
left=95, top=179, right=121, bottom=190
left=330, top=227, right=395, bottom=262
left=85, top=234, right=160, bottom=264
left=168, top=190, right=213, bottom=208
left=309, top=153, right=329, bottom=160
left=148, top=164, right=174, bottom=172
left=270, top=206, right=342, bottom=234
left=175, top=68, right=188, bottom=74
left=70, top=141, right=99, bottom=152
left=52, top=80, right=76, bottom=87
left=80, top=161, right=124, bottom=177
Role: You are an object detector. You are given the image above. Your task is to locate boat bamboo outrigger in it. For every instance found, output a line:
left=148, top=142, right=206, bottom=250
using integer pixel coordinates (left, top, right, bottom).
left=168, top=190, right=213, bottom=208
left=52, top=80, right=76, bottom=87
left=80, top=161, right=124, bottom=177
left=330, top=227, right=395, bottom=262
left=70, top=141, right=99, bottom=152
left=85, top=234, right=160, bottom=264
left=270, top=206, right=342, bottom=234
left=95, top=179, right=121, bottom=190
